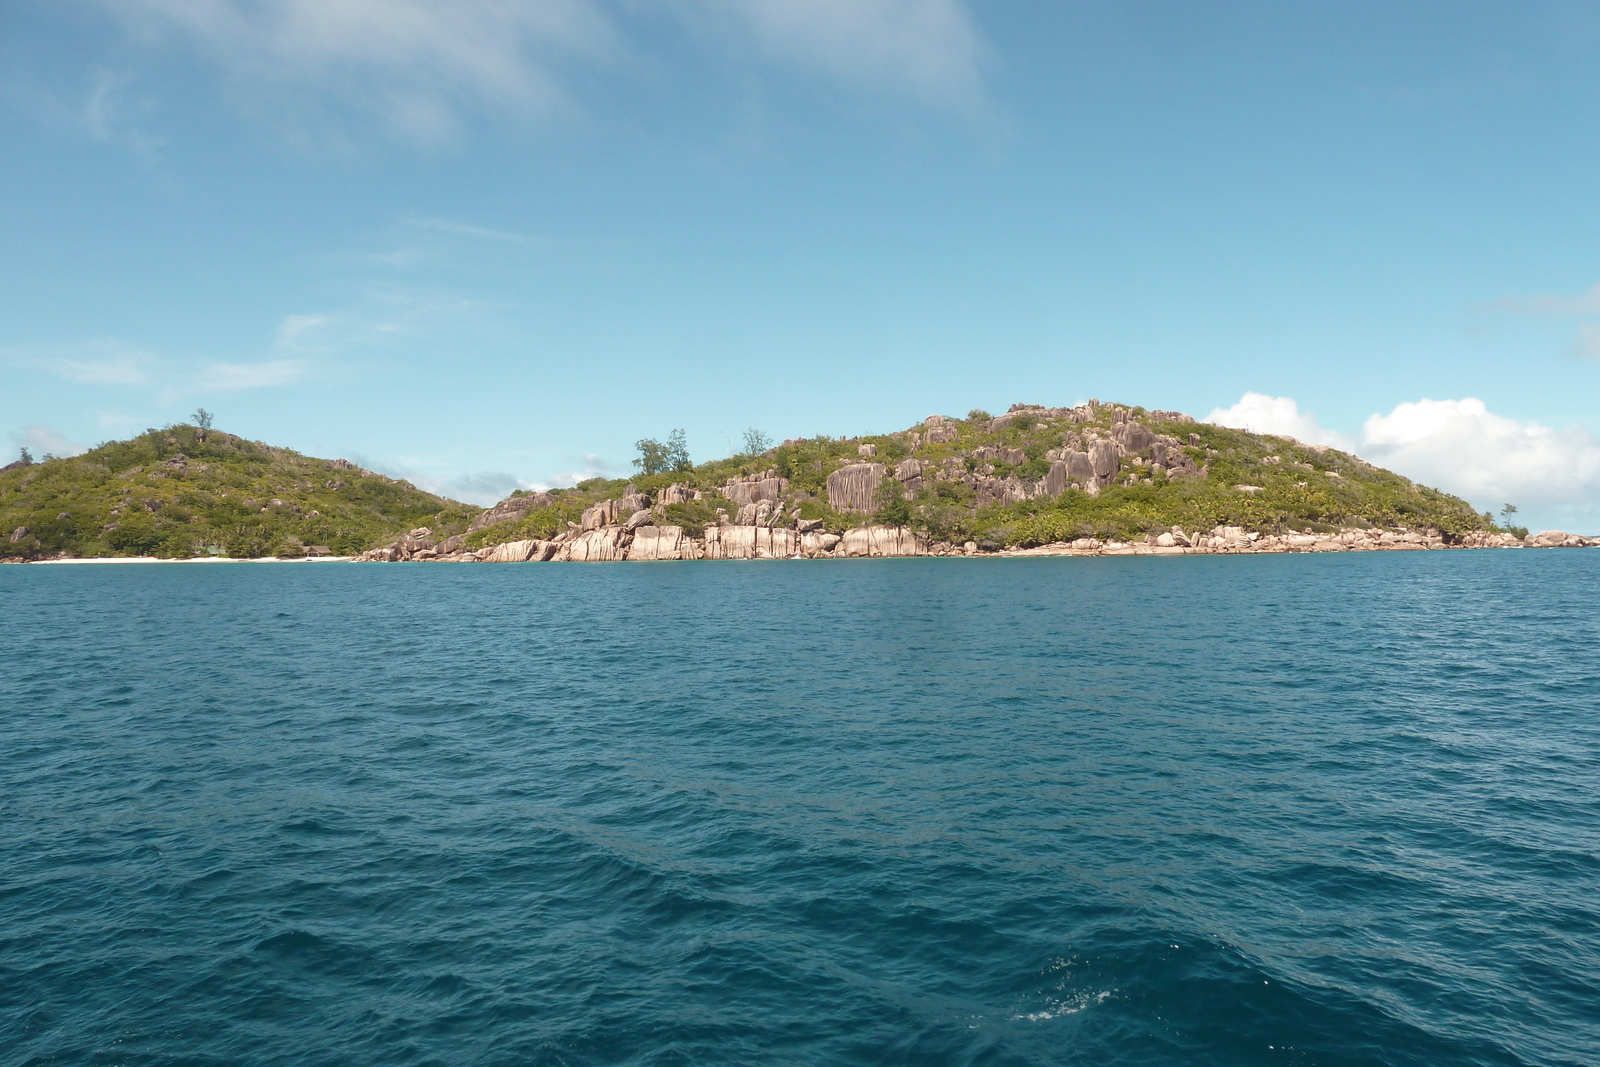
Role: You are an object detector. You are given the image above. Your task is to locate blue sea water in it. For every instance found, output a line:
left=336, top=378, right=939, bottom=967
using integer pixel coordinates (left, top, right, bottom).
left=2, top=552, right=1598, bottom=1067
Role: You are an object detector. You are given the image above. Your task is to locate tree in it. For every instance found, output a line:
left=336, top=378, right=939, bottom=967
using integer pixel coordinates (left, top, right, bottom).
left=635, top=429, right=691, bottom=475
left=967, top=408, right=992, bottom=423
left=1500, top=503, right=1518, bottom=526
left=17, top=447, right=32, bottom=466
left=874, top=474, right=911, bottom=527
left=193, top=409, right=214, bottom=430
left=742, top=427, right=773, bottom=455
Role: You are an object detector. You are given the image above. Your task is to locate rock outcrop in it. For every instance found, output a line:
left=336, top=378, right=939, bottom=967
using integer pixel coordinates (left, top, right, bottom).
left=836, top=526, right=926, bottom=558
left=724, top=474, right=787, bottom=505
left=627, top=526, right=697, bottom=561
left=481, top=539, right=539, bottom=563
left=562, top=527, right=630, bottom=562
left=469, top=492, right=555, bottom=533
left=826, top=463, right=885, bottom=512
left=704, top=526, right=799, bottom=559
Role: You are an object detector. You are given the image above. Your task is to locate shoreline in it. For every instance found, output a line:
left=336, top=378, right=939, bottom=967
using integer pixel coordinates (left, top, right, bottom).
left=10, top=534, right=1596, bottom=566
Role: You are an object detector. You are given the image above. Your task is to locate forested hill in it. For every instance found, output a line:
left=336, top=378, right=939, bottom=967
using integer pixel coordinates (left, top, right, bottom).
left=445, top=400, right=1497, bottom=558
left=3, top=401, right=1502, bottom=562
left=1, top=425, right=471, bottom=560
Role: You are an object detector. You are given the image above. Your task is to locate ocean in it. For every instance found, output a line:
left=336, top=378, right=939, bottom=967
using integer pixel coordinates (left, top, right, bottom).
left=2, top=552, right=1597, bottom=1066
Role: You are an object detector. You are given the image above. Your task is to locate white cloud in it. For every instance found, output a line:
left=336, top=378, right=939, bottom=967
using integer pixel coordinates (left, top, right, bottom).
left=1360, top=399, right=1600, bottom=516
left=1204, top=392, right=1353, bottom=449
left=10, top=424, right=89, bottom=459
left=194, top=358, right=310, bottom=390
left=695, top=0, right=988, bottom=107
left=1208, top=392, right=1600, bottom=531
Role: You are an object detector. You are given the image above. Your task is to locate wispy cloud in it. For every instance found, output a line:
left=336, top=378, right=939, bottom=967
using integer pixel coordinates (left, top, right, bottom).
left=694, top=0, right=990, bottom=109
left=52, top=348, right=155, bottom=385
left=352, top=450, right=621, bottom=506
left=274, top=314, right=331, bottom=348
left=194, top=358, right=311, bottom=391
left=8, top=424, right=89, bottom=459
left=1575, top=322, right=1600, bottom=361
left=1496, top=279, right=1600, bottom=359
left=83, top=67, right=167, bottom=157
left=81, top=0, right=992, bottom=147
left=404, top=217, right=536, bottom=244
left=5, top=340, right=157, bottom=385
left=542, top=452, right=619, bottom=488
left=91, top=0, right=618, bottom=144
left=1499, top=280, right=1600, bottom=316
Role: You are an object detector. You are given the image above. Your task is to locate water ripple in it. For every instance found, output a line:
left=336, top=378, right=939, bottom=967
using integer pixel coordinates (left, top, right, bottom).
left=1, top=551, right=1597, bottom=1065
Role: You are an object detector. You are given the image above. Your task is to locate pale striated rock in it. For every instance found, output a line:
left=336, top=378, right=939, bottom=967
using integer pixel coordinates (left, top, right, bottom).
left=565, top=527, right=630, bottom=562
left=481, top=539, right=539, bottom=563
left=659, top=483, right=693, bottom=505
left=468, top=492, right=555, bottom=533
left=837, top=525, right=926, bottom=558
left=895, top=458, right=924, bottom=480
left=1043, top=460, right=1068, bottom=498
left=724, top=475, right=787, bottom=505
left=627, top=526, right=696, bottom=561
left=1088, top=440, right=1120, bottom=483
left=826, top=463, right=885, bottom=511
left=1155, top=532, right=1176, bottom=548
left=707, top=525, right=799, bottom=559
left=924, top=423, right=958, bottom=444
left=623, top=509, right=654, bottom=531
left=800, top=531, right=840, bottom=557
left=858, top=442, right=877, bottom=457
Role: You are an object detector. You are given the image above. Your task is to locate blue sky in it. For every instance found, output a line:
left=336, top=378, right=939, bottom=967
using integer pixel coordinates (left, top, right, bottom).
left=5, top=1, right=1600, bottom=528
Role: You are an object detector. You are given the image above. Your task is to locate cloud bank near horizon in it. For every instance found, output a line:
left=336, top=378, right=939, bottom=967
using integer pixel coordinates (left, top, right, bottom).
left=1206, top=392, right=1600, bottom=532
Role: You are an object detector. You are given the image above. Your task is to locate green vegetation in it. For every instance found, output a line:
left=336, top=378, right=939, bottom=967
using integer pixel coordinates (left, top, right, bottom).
left=634, top=429, right=692, bottom=476
left=1, top=425, right=473, bottom=560
left=10, top=401, right=1491, bottom=562
left=460, top=504, right=584, bottom=550
left=460, top=403, right=1494, bottom=551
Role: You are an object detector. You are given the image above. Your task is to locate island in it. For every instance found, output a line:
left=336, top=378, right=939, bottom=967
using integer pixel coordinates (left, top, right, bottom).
left=8, top=400, right=1589, bottom=563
